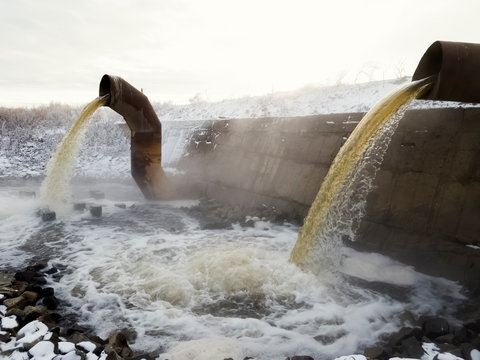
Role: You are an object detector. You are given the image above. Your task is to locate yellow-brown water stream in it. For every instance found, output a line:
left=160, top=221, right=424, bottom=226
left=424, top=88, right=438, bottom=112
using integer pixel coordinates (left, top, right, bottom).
left=40, top=95, right=109, bottom=212
left=290, top=78, right=433, bottom=271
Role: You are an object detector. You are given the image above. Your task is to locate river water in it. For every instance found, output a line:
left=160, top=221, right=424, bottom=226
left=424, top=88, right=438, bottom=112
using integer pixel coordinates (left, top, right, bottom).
left=0, top=178, right=465, bottom=360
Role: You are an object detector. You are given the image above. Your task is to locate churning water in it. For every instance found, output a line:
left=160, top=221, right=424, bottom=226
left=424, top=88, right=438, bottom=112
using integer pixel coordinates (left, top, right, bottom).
left=0, top=80, right=466, bottom=360
left=0, top=181, right=465, bottom=360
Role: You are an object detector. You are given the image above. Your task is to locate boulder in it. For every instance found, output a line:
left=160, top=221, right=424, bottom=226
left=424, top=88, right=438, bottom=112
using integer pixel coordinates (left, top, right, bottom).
left=107, top=332, right=133, bottom=358
left=423, top=318, right=450, bottom=340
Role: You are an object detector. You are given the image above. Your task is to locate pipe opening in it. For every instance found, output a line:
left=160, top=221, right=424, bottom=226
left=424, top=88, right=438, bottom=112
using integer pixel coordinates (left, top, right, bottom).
left=99, top=75, right=112, bottom=105
left=412, top=41, right=443, bottom=81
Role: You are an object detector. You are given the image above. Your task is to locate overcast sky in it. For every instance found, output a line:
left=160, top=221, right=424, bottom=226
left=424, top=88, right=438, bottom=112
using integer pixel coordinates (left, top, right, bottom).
left=1, top=0, right=479, bottom=107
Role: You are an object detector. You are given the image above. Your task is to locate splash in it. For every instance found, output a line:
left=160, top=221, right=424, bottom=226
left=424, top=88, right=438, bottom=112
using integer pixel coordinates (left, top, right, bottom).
left=290, top=78, right=433, bottom=272
left=40, top=95, right=109, bottom=212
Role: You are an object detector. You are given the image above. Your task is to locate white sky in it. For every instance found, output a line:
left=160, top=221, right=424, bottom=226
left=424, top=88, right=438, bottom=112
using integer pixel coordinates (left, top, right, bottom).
left=1, top=0, right=479, bottom=107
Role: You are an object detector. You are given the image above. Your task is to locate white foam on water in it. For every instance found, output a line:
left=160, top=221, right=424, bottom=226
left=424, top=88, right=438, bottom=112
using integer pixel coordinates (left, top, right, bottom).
left=340, top=248, right=416, bottom=286
left=0, top=186, right=453, bottom=360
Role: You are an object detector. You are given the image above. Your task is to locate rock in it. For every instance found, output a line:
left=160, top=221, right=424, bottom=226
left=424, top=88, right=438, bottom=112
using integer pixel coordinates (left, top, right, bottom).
left=388, top=326, right=422, bottom=346
left=6, top=307, right=26, bottom=321
left=15, top=271, right=41, bottom=283
left=401, top=336, right=424, bottom=359
left=43, top=295, right=59, bottom=310
left=40, top=209, right=56, bottom=222
left=59, top=341, right=76, bottom=354
left=105, top=349, right=123, bottom=360
left=364, top=346, right=389, bottom=360
left=423, top=317, right=450, bottom=340
left=3, top=291, right=38, bottom=310
left=0, top=279, right=27, bottom=298
left=28, top=340, right=56, bottom=360
left=77, top=341, right=97, bottom=353
left=1, top=315, right=19, bottom=330
left=114, top=204, right=126, bottom=209
left=461, top=343, right=478, bottom=360
left=16, top=320, right=49, bottom=350
left=107, top=332, right=133, bottom=358
left=285, top=357, right=314, bottom=360
left=42, top=287, right=55, bottom=297
left=435, top=333, right=456, bottom=344
left=90, top=206, right=102, bottom=218
left=24, top=305, right=46, bottom=323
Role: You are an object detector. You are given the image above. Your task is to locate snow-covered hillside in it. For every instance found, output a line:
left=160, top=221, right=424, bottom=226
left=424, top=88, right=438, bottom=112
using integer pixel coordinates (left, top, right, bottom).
left=153, top=77, right=411, bottom=121
left=0, top=77, right=476, bottom=180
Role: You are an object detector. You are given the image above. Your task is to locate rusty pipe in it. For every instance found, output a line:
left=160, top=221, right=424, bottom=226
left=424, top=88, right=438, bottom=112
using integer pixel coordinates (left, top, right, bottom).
left=412, top=41, right=480, bottom=103
left=99, top=75, right=165, bottom=199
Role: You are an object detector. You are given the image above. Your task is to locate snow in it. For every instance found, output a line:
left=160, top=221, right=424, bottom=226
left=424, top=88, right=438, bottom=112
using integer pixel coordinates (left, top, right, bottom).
left=16, top=320, right=49, bottom=346
left=7, top=350, right=30, bottom=360
left=58, top=341, right=76, bottom=354
left=472, top=349, right=480, bottom=360
left=1, top=315, right=18, bottom=329
left=1, top=77, right=479, bottom=180
left=28, top=341, right=56, bottom=360
left=55, top=351, right=82, bottom=360
left=77, top=341, right=96, bottom=353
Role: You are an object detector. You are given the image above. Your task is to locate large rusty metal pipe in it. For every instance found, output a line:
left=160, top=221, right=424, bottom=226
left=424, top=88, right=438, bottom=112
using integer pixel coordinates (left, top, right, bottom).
left=99, top=75, right=165, bottom=199
left=412, top=41, right=480, bottom=103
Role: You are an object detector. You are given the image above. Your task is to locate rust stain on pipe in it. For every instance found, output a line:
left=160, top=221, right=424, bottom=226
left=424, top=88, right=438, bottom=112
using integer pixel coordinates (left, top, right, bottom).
left=413, top=41, right=480, bottom=103
left=99, top=75, right=166, bottom=199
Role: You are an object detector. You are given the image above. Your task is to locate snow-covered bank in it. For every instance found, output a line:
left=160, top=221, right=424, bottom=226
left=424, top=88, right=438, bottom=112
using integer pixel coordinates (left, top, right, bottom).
left=2, top=77, right=478, bottom=181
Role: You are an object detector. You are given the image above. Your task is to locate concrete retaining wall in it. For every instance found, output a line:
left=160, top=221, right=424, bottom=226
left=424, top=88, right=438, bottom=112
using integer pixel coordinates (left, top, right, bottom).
left=164, top=108, right=480, bottom=290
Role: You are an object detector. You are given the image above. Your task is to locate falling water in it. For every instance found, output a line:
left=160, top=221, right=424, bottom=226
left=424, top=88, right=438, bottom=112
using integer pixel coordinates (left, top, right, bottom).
left=290, top=77, right=433, bottom=272
left=40, top=95, right=109, bottom=212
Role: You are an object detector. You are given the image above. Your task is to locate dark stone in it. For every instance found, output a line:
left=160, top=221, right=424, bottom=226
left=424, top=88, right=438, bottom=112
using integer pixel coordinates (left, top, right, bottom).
left=114, top=203, right=126, bottom=209
left=23, top=305, right=45, bottom=323
left=401, top=336, right=425, bottom=359
left=461, top=343, right=477, bottom=360
left=423, top=318, right=450, bottom=340
left=41, top=209, right=56, bottom=221
left=6, top=307, right=25, bottom=321
left=74, top=203, right=86, bottom=211
left=364, top=346, right=389, bottom=360
left=435, top=333, right=456, bottom=344
left=389, top=326, right=423, bottom=346
left=90, top=206, right=102, bottom=218
left=26, top=284, right=43, bottom=295
left=108, top=331, right=133, bottom=358
left=438, top=343, right=464, bottom=358
left=26, top=264, right=48, bottom=272
left=32, top=276, right=47, bottom=285
left=44, top=267, right=58, bottom=275
left=42, top=287, right=55, bottom=297
left=43, top=295, right=59, bottom=310
left=4, top=291, right=38, bottom=309
left=286, top=357, right=314, bottom=360
left=15, top=270, right=41, bottom=282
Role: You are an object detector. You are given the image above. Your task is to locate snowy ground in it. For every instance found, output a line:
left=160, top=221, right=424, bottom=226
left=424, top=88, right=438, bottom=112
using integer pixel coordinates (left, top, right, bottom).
left=1, top=77, right=478, bottom=181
